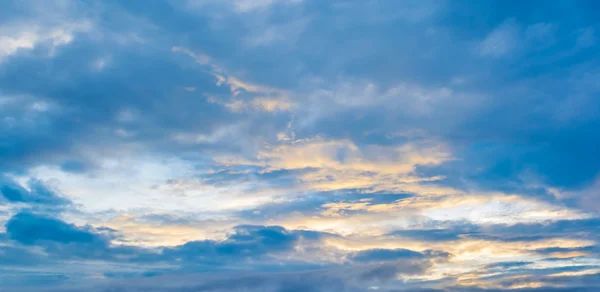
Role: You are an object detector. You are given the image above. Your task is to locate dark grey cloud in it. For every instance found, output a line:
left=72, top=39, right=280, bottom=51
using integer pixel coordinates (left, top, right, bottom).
left=0, top=211, right=435, bottom=290
left=484, top=261, right=533, bottom=270
left=25, top=264, right=431, bottom=292
left=15, top=272, right=600, bottom=292
left=350, top=248, right=424, bottom=263
left=0, top=177, right=71, bottom=207
left=6, top=212, right=106, bottom=245
left=1, top=211, right=327, bottom=267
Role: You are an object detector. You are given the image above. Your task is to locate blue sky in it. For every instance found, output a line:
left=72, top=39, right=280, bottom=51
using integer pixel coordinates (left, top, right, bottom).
left=1, top=0, right=600, bottom=291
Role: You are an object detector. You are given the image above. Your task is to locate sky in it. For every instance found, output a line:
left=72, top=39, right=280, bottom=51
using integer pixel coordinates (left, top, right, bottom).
left=1, top=0, right=600, bottom=291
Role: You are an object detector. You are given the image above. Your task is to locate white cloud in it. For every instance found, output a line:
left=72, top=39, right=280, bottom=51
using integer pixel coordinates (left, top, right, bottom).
left=478, top=20, right=519, bottom=57
left=187, top=0, right=303, bottom=13
left=0, top=32, right=36, bottom=60
left=0, top=21, right=91, bottom=62
left=172, top=46, right=212, bottom=65
left=90, top=56, right=112, bottom=71
left=213, top=136, right=453, bottom=195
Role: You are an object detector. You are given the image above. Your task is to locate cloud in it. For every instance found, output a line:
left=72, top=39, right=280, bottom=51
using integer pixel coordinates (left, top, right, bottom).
left=39, top=268, right=415, bottom=292
left=2, top=0, right=600, bottom=291
left=0, top=211, right=435, bottom=290
left=162, top=225, right=313, bottom=262
left=389, top=229, right=468, bottom=242
left=173, top=45, right=293, bottom=113
left=0, top=177, right=70, bottom=207
left=477, top=20, right=520, bottom=57
left=0, top=19, right=91, bottom=62
left=484, top=261, right=533, bottom=270
left=224, top=97, right=292, bottom=113
left=350, top=248, right=424, bottom=262
left=240, top=136, right=453, bottom=194
left=187, top=0, right=303, bottom=14
left=2, top=211, right=329, bottom=268
left=6, top=212, right=106, bottom=245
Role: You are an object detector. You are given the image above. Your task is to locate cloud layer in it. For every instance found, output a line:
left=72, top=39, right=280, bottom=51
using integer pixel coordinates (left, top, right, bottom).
left=2, top=0, right=600, bottom=291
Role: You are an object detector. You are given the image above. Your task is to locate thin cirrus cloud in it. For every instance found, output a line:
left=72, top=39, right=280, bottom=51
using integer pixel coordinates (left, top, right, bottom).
left=1, top=0, right=600, bottom=291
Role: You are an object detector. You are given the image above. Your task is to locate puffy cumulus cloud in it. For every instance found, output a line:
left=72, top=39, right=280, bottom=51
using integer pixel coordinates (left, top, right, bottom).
left=6, top=212, right=106, bottom=245
left=0, top=211, right=439, bottom=290
left=0, top=21, right=91, bottom=61
left=0, top=0, right=92, bottom=63
left=0, top=176, right=70, bottom=207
